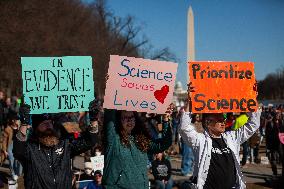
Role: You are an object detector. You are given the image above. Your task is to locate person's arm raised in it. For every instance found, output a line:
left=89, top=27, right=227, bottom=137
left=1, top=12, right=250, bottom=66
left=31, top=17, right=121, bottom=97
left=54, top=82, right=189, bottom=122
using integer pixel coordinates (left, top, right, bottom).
left=229, top=81, right=261, bottom=143
left=178, top=82, right=201, bottom=147
left=70, top=100, right=101, bottom=157
left=102, top=73, right=118, bottom=147
left=148, top=105, right=173, bottom=154
left=232, top=108, right=261, bottom=144
left=13, top=104, right=31, bottom=164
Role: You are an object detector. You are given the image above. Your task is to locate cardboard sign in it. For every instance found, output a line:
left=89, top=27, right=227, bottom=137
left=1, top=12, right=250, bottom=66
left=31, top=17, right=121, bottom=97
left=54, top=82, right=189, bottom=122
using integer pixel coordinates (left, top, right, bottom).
left=90, top=155, right=104, bottom=174
left=21, top=56, right=94, bottom=114
left=103, top=55, right=178, bottom=113
left=189, top=61, right=258, bottom=113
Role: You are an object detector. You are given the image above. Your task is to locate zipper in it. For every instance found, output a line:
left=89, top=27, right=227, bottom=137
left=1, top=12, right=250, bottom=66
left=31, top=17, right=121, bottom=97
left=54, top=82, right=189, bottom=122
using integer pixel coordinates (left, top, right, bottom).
left=114, top=170, right=123, bottom=185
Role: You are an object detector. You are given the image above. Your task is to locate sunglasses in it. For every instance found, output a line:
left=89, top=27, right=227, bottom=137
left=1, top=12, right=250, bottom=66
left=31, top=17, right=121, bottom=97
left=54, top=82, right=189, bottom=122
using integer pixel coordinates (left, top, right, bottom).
left=208, top=117, right=226, bottom=124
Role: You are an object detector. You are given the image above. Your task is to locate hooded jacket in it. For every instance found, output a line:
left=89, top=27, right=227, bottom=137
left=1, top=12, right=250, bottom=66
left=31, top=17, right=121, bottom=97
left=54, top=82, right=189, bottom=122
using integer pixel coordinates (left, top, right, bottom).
left=178, top=110, right=261, bottom=189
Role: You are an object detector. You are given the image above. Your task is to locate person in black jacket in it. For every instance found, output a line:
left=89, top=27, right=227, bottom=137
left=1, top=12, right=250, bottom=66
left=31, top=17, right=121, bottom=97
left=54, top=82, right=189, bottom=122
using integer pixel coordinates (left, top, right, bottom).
left=265, top=112, right=283, bottom=176
left=152, top=152, right=173, bottom=189
left=13, top=103, right=99, bottom=189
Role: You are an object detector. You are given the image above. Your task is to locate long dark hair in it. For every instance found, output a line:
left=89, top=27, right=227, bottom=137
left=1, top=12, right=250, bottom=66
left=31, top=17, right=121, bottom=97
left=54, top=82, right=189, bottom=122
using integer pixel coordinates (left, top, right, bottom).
left=191, top=113, right=201, bottom=124
left=115, top=111, right=152, bottom=152
left=7, top=111, right=19, bottom=126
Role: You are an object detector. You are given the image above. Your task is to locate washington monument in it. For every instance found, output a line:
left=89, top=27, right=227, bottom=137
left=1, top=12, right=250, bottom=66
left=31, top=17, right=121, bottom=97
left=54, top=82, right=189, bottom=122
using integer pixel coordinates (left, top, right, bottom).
left=187, top=6, right=195, bottom=81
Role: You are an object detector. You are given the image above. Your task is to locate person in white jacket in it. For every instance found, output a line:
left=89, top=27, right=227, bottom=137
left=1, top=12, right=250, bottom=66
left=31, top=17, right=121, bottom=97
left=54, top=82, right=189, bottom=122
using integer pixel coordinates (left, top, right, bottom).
left=178, top=84, right=261, bottom=189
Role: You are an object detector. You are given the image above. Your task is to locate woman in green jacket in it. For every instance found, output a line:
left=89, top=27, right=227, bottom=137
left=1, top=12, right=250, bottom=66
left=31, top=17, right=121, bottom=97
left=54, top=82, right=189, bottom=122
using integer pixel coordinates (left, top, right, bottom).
left=102, top=109, right=172, bottom=189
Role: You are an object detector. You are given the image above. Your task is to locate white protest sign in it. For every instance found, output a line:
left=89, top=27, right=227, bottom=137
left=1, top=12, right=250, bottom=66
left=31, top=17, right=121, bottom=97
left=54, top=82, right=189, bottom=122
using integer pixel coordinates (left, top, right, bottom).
left=90, top=155, right=104, bottom=174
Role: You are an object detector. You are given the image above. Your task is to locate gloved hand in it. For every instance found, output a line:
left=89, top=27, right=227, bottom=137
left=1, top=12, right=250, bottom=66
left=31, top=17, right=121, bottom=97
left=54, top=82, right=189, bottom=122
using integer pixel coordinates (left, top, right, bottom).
left=88, top=99, right=102, bottom=122
left=17, top=104, right=32, bottom=141
left=88, top=99, right=102, bottom=133
left=19, top=104, right=31, bottom=125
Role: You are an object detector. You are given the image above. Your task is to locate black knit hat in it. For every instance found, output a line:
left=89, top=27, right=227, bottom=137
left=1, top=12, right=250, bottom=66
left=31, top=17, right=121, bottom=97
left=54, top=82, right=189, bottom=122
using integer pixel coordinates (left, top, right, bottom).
left=94, top=170, right=102, bottom=176
left=31, top=114, right=51, bottom=129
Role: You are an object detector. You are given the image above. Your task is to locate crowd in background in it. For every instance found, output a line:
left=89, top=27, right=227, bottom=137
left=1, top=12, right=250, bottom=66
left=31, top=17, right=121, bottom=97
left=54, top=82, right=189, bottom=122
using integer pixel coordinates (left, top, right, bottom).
left=0, top=89, right=283, bottom=189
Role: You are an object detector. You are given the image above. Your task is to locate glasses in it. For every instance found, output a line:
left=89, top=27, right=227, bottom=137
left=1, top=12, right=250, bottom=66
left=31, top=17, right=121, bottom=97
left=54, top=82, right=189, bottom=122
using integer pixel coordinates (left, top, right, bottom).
left=208, top=118, right=226, bottom=124
left=121, top=116, right=135, bottom=122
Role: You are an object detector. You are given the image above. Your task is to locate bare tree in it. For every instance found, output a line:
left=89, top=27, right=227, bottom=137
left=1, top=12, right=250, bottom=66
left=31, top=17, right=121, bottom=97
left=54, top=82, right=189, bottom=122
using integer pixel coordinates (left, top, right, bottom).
left=258, top=66, right=284, bottom=100
left=0, top=0, right=176, bottom=98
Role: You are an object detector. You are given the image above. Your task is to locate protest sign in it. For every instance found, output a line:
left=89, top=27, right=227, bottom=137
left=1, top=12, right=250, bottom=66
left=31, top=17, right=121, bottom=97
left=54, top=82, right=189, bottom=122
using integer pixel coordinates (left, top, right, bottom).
left=90, top=155, right=104, bottom=174
left=103, top=55, right=178, bottom=114
left=189, top=61, right=258, bottom=113
left=21, top=56, right=94, bottom=114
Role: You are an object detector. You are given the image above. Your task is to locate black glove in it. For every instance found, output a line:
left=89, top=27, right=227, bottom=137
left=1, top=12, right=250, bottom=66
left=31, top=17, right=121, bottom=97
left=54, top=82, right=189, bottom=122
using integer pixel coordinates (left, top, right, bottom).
left=19, top=104, right=31, bottom=125
left=88, top=99, right=102, bottom=122
left=88, top=99, right=102, bottom=134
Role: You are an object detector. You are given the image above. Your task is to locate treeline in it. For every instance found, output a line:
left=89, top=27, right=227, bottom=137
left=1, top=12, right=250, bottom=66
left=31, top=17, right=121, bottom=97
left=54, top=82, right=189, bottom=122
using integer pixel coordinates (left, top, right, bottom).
left=0, top=0, right=175, bottom=98
left=258, top=67, right=284, bottom=100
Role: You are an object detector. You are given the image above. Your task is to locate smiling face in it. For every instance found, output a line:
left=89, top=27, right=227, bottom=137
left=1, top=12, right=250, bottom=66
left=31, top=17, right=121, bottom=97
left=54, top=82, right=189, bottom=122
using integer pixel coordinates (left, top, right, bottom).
left=206, top=114, right=226, bottom=137
left=121, top=111, right=135, bottom=134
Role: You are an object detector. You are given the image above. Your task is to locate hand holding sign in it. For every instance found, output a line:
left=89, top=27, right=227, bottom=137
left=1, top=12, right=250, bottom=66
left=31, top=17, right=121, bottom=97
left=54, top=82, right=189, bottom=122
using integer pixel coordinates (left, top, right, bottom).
left=184, top=82, right=195, bottom=112
left=253, top=81, right=258, bottom=97
left=163, top=103, right=175, bottom=122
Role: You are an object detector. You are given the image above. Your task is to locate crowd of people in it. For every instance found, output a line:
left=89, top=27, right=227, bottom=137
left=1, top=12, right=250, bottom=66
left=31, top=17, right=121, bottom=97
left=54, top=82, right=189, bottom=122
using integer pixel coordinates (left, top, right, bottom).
left=0, top=88, right=283, bottom=189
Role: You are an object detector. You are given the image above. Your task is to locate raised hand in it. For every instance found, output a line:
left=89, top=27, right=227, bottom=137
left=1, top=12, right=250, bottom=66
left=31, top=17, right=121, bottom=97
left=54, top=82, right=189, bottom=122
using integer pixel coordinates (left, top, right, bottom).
left=19, top=104, right=31, bottom=126
left=88, top=99, right=102, bottom=121
left=88, top=99, right=102, bottom=134
left=253, top=80, right=258, bottom=97
left=185, top=82, right=195, bottom=112
left=163, top=103, right=174, bottom=122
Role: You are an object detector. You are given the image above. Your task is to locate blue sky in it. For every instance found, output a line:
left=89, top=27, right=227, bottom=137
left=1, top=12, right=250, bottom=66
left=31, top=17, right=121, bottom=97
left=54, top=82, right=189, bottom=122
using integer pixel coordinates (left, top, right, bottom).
left=86, top=0, right=284, bottom=88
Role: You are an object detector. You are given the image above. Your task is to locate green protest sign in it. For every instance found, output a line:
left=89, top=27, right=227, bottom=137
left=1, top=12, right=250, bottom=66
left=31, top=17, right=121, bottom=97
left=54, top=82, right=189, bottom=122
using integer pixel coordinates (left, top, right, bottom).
left=21, top=56, right=94, bottom=114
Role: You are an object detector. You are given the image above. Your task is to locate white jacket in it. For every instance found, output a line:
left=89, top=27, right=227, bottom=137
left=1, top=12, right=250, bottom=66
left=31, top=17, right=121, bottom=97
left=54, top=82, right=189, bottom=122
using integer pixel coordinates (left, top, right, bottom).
left=178, top=111, right=261, bottom=189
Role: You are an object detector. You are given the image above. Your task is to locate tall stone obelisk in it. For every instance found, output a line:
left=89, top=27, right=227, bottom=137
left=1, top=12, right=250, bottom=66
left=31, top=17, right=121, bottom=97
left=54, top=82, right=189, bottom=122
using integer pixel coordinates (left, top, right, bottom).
left=187, top=6, right=195, bottom=81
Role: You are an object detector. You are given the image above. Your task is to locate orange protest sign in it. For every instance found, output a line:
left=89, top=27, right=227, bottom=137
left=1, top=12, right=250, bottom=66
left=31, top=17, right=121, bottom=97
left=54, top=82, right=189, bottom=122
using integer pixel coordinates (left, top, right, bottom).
left=189, top=61, right=258, bottom=113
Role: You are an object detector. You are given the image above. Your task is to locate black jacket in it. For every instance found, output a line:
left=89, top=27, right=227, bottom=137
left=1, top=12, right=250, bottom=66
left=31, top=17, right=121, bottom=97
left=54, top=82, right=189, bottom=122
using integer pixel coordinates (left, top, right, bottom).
left=265, top=120, right=282, bottom=150
left=13, top=132, right=98, bottom=189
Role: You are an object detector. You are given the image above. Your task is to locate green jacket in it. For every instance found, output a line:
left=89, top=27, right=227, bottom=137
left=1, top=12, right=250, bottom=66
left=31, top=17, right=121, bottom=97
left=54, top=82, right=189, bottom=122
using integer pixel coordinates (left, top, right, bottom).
left=102, top=109, right=172, bottom=189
